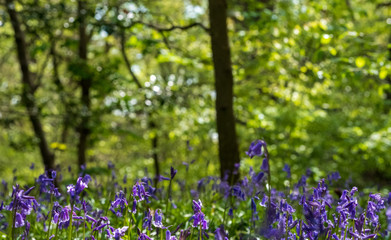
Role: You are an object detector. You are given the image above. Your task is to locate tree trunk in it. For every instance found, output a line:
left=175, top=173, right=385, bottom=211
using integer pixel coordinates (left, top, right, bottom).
left=5, top=0, right=55, bottom=171
left=384, top=33, right=391, bottom=112
left=76, top=0, right=92, bottom=170
left=208, top=0, right=240, bottom=182
left=149, top=120, right=160, bottom=187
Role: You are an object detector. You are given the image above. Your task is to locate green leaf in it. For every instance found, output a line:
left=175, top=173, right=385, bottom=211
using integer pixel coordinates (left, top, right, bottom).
left=355, top=57, right=366, bottom=68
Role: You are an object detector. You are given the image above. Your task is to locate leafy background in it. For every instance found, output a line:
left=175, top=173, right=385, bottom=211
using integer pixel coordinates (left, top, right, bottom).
left=0, top=0, right=390, bottom=188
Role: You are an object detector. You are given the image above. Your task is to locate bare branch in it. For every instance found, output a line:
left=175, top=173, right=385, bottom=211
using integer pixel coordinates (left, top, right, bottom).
left=377, top=2, right=391, bottom=8
left=132, top=20, right=210, bottom=33
left=119, top=30, right=143, bottom=89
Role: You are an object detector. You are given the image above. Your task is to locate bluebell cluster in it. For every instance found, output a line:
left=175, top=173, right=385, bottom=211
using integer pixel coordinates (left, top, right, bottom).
left=0, top=140, right=390, bottom=240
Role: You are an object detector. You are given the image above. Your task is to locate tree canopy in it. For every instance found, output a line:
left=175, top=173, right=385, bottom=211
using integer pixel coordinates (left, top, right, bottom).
left=0, top=0, right=390, bottom=188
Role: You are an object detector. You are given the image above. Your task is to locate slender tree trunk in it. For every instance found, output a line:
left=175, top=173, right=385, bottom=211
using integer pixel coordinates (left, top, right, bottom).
left=5, top=0, right=55, bottom=171
left=149, top=120, right=160, bottom=187
left=385, top=33, right=391, bottom=112
left=50, top=40, right=72, bottom=144
left=208, top=0, right=240, bottom=182
left=76, top=0, right=92, bottom=170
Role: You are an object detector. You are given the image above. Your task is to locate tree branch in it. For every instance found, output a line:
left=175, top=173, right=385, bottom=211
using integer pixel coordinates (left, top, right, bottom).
left=377, top=2, right=391, bottom=8
left=132, top=20, right=210, bottom=33
left=119, top=30, right=143, bottom=89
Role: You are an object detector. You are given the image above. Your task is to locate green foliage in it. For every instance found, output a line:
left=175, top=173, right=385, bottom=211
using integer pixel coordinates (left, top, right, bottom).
left=0, top=0, right=390, bottom=189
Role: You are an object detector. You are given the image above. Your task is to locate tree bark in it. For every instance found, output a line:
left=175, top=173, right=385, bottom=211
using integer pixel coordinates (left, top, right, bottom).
left=5, top=0, right=55, bottom=171
left=208, top=0, right=240, bottom=182
left=76, top=0, right=92, bottom=170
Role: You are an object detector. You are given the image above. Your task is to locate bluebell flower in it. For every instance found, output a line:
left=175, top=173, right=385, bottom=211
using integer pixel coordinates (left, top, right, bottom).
left=170, top=167, right=177, bottom=180
left=158, top=175, right=170, bottom=182
left=190, top=189, right=199, bottom=199
left=138, top=233, right=152, bottom=240
left=260, top=194, right=268, bottom=207
left=179, top=229, right=191, bottom=239
left=166, top=229, right=178, bottom=240
left=232, top=185, right=245, bottom=201
left=192, top=200, right=208, bottom=229
left=92, top=216, right=110, bottom=233
left=228, top=208, right=233, bottom=218
left=106, top=226, right=128, bottom=240
left=67, top=175, right=91, bottom=200
left=283, top=164, right=291, bottom=179
left=252, top=171, right=264, bottom=185
left=214, top=225, right=229, bottom=240
left=110, top=190, right=128, bottom=217
left=123, top=174, right=127, bottom=184
left=153, top=209, right=165, bottom=229
left=143, top=209, right=152, bottom=230
left=108, top=161, right=115, bottom=169
left=133, top=182, right=150, bottom=202
left=37, top=170, right=60, bottom=199
left=21, top=221, right=30, bottom=240
left=246, top=140, right=266, bottom=159
left=6, top=185, right=38, bottom=226
left=251, top=198, right=257, bottom=213
left=58, top=206, right=71, bottom=225
left=15, top=212, right=25, bottom=228
left=327, top=172, right=341, bottom=184
left=260, top=158, right=269, bottom=172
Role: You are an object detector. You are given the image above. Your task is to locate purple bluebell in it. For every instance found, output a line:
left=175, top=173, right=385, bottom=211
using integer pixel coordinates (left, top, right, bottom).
left=157, top=175, right=170, bottom=182
left=232, top=185, right=245, bottom=201
left=327, top=172, right=341, bottom=184
left=260, top=194, right=268, bottom=207
left=108, top=161, right=115, bottom=169
left=92, top=216, right=110, bottom=233
left=110, top=190, right=128, bottom=217
left=179, top=229, right=191, bottom=239
left=6, top=185, right=38, bottom=227
left=170, top=167, right=177, bottom=180
left=251, top=198, right=257, bottom=213
left=138, top=233, right=152, bottom=240
left=123, top=174, right=127, bottom=184
left=214, top=225, right=229, bottom=240
left=153, top=209, right=165, bottom=228
left=192, top=200, right=208, bottom=230
left=36, top=170, right=60, bottom=199
left=228, top=208, right=233, bottom=218
left=283, top=164, right=291, bottom=179
left=253, top=171, right=264, bottom=184
left=106, top=226, right=128, bottom=240
left=143, top=209, right=152, bottom=230
left=67, top=175, right=91, bottom=200
left=246, top=140, right=266, bottom=159
left=166, top=229, right=178, bottom=240
left=261, top=158, right=269, bottom=172
left=133, top=181, right=150, bottom=202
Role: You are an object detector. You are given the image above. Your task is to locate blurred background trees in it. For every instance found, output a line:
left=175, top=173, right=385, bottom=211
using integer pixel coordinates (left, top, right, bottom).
left=0, top=0, right=391, bottom=188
